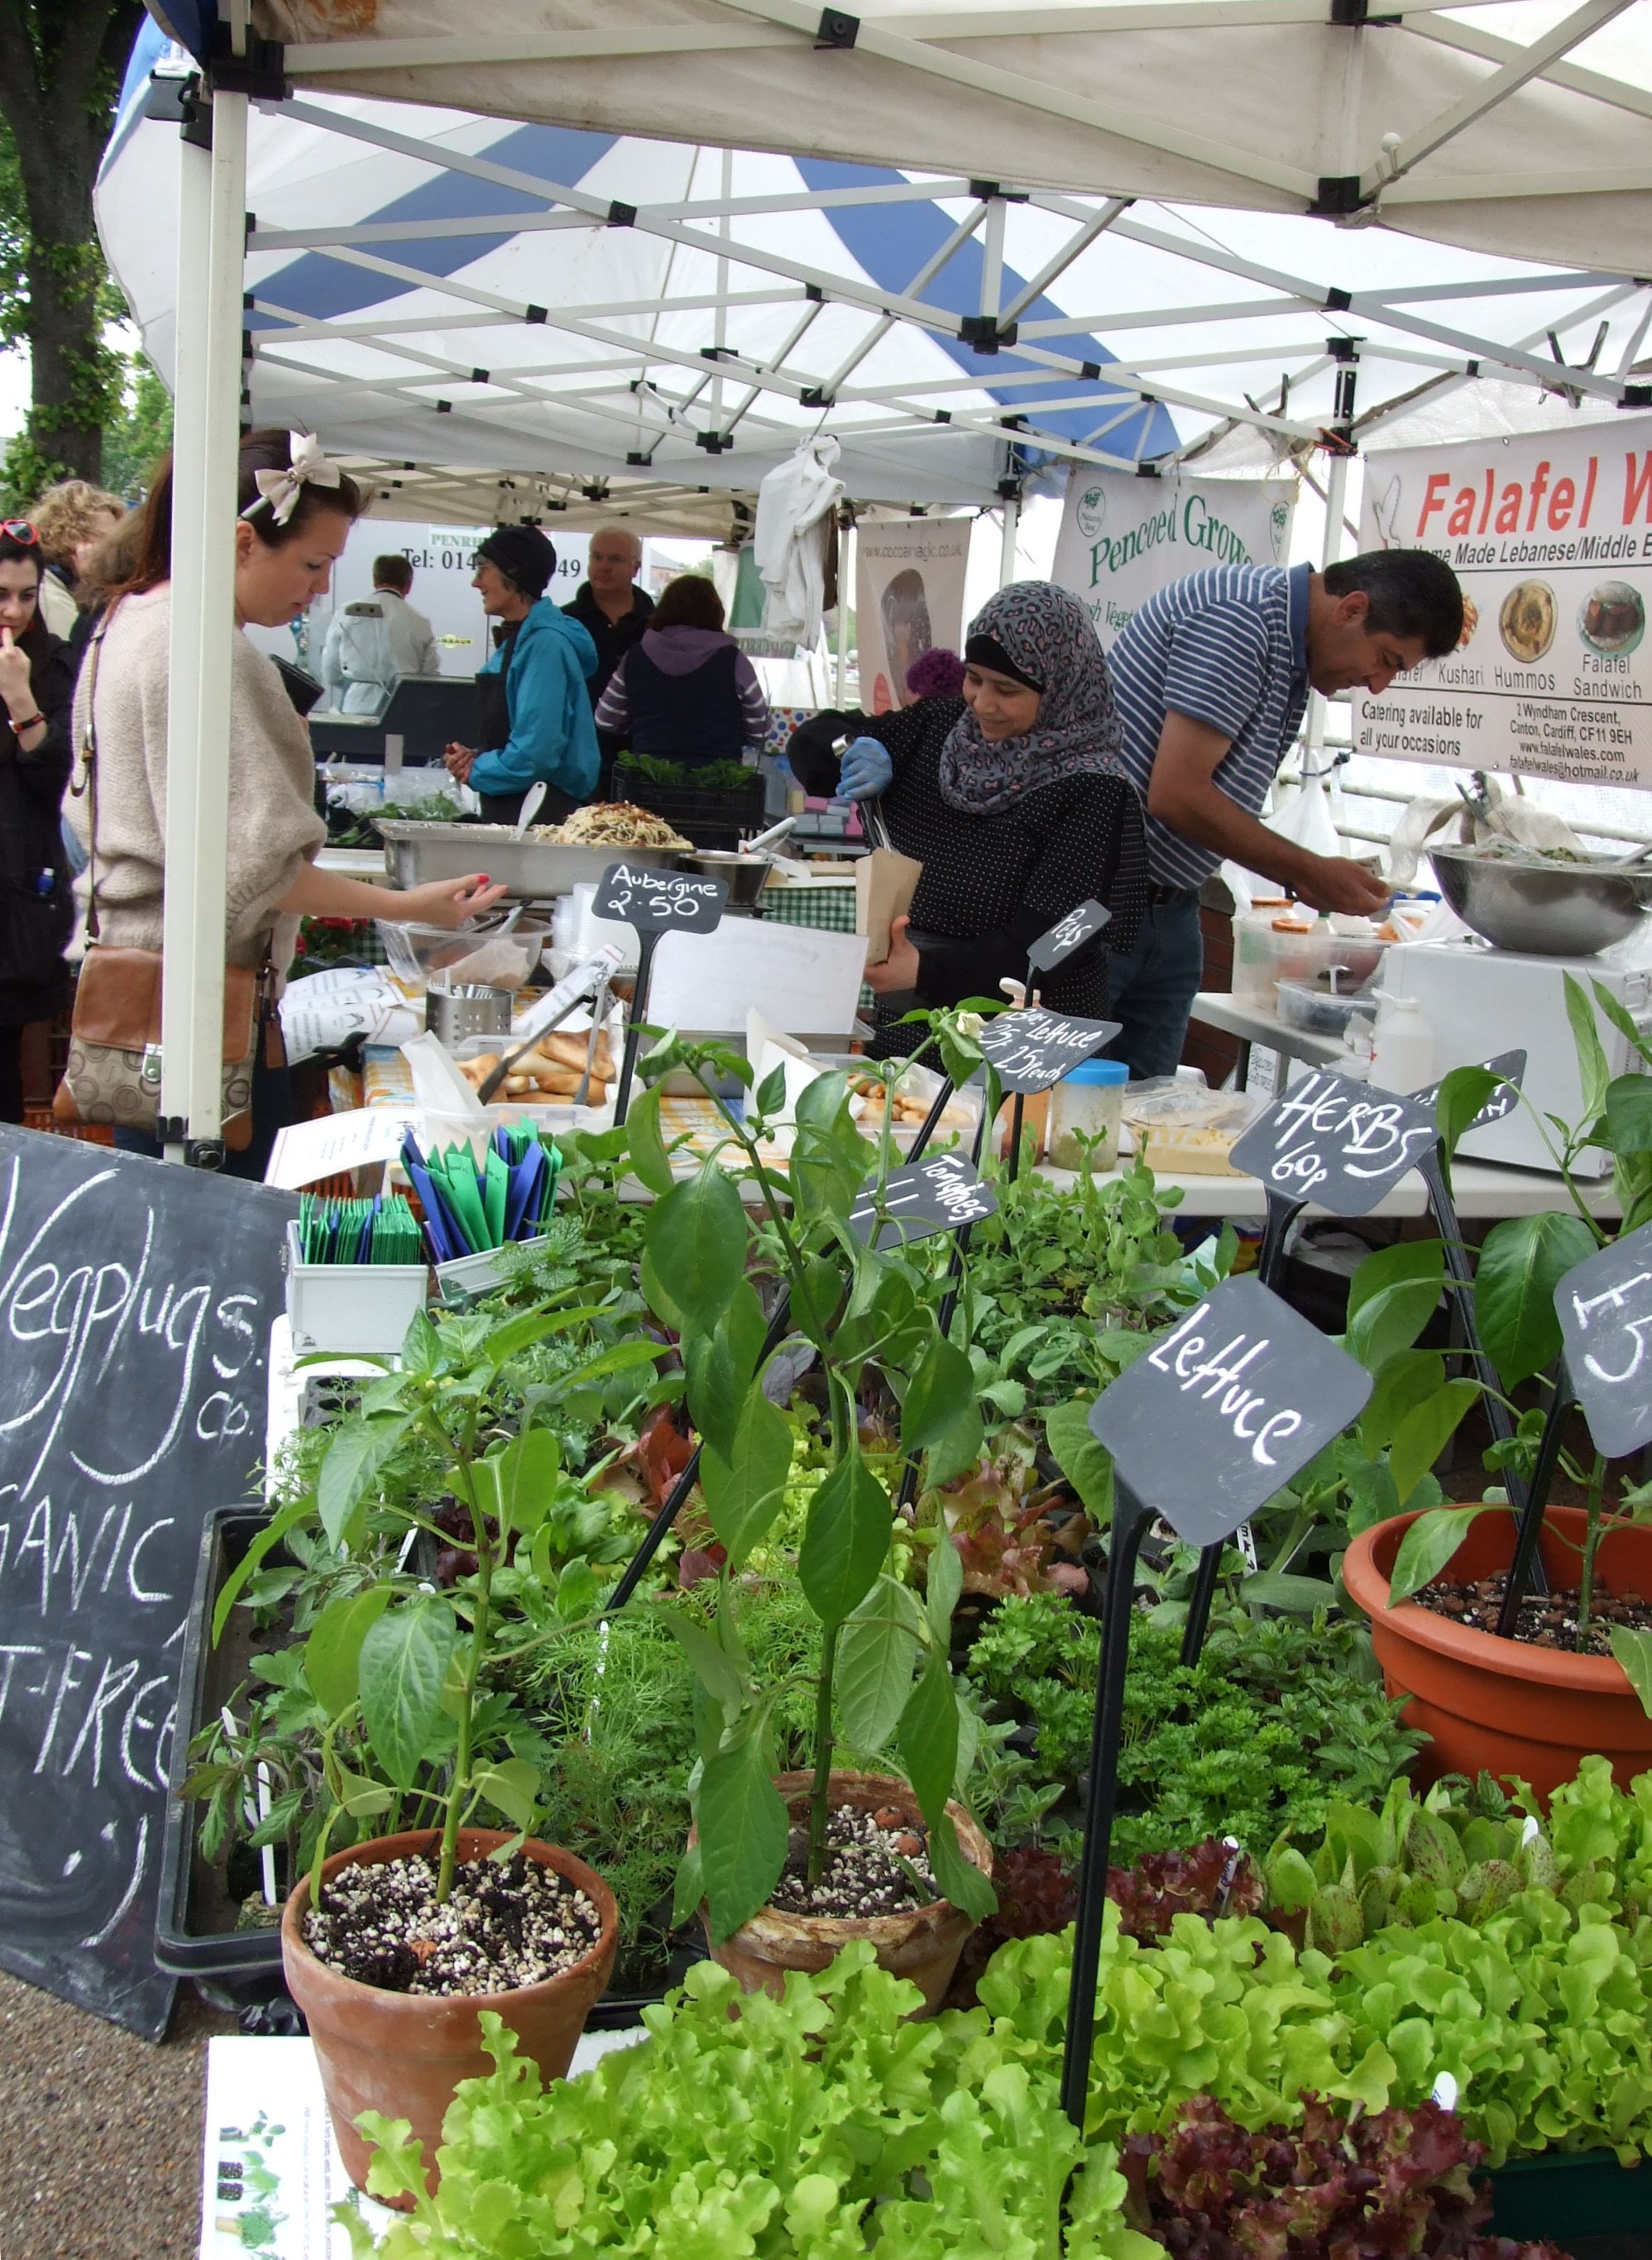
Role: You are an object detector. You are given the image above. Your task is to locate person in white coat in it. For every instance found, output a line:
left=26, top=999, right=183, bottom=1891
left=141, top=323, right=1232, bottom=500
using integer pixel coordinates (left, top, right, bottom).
left=321, top=553, right=441, bottom=711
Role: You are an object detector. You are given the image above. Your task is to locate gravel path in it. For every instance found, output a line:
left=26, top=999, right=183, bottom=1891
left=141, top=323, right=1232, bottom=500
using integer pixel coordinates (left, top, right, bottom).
left=0, top=1971, right=236, bottom=2260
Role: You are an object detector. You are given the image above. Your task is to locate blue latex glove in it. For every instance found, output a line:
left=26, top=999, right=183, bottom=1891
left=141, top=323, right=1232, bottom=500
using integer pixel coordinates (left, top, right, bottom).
left=838, top=735, right=894, bottom=802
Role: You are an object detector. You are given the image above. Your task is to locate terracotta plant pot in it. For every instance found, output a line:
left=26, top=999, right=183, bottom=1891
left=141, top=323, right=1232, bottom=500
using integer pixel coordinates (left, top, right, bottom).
left=1343, top=1504, right=1652, bottom=1798
left=700, top=1769, right=992, bottom=2013
left=281, top=1827, right=617, bottom=2202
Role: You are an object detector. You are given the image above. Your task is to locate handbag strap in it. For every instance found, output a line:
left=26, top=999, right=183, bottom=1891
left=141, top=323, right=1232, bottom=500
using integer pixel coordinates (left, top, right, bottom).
left=71, top=604, right=117, bottom=945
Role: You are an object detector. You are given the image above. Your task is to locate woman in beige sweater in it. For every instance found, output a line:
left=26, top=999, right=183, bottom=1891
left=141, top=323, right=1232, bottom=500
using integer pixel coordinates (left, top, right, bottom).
left=70, top=429, right=504, bottom=1172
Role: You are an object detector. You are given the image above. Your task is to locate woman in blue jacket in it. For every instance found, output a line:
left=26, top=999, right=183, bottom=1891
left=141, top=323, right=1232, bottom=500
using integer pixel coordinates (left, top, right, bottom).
left=443, top=526, right=600, bottom=824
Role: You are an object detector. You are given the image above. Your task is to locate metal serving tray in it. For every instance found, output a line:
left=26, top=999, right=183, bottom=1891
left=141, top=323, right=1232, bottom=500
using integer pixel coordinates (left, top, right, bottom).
left=379, top=820, right=685, bottom=899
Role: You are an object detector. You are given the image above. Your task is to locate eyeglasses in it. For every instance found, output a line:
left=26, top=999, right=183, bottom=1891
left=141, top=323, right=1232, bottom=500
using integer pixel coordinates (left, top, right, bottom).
left=0, top=520, right=40, bottom=546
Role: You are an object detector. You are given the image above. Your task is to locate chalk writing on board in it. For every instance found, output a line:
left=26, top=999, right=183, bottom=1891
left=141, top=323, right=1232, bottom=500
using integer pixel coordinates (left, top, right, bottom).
left=1229, top=1067, right=1436, bottom=1214
left=593, top=861, right=727, bottom=933
left=848, top=1150, right=998, bottom=1249
left=1027, top=900, right=1110, bottom=974
left=1088, top=1273, right=1373, bottom=1547
left=1413, top=1049, right=1528, bottom=1131
left=978, top=1008, right=1121, bottom=1096
left=1555, top=1219, right=1652, bottom=1460
left=0, top=1132, right=292, bottom=2037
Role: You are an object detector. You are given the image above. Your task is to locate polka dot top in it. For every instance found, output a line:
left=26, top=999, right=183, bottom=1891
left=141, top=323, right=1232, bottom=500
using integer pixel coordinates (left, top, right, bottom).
left=789, top=698, right=1147, bottom=1054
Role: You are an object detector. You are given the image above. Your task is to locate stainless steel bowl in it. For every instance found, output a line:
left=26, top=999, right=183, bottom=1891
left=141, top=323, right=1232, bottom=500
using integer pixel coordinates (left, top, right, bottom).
left=673, top=850, right=773, bottom=911
left=1429, top=845, right=1652, bottom=955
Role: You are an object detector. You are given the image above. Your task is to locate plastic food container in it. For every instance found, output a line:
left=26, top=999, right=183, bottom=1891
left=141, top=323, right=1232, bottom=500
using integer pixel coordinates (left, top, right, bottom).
left=376, top=910, right=545, bottom=994
left=283, top=1219, right=429, bottom=1355
left=1046, top=1058, right=1129, bottom=1169
left=1231, top=911, right=1392, bottom=1013
left=1274, top=974, right=1381, bottom=1041
left=1122, top=1081, right=1263, bottom=1176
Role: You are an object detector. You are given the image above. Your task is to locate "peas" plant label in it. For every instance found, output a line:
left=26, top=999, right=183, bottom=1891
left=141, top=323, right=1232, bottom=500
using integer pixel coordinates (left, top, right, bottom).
left=1026, top=898, right=1111, bottom=974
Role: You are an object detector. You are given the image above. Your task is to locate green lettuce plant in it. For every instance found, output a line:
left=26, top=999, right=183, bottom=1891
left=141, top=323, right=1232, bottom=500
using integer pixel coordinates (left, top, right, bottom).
left=625, top=1040, right=996, bottom=1940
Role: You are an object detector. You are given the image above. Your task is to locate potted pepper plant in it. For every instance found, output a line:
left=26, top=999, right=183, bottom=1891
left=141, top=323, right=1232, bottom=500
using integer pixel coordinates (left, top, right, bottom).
left=625, top=1041, right=997, bottom=2008
left=1344, top=981, right=1652, bottom=1793
left=218, top=1292, right=668, bottom=2198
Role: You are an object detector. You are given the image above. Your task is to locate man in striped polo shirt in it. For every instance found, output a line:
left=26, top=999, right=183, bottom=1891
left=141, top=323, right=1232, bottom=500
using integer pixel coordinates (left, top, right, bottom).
left=1105, top=548, right=1463, bottom=1077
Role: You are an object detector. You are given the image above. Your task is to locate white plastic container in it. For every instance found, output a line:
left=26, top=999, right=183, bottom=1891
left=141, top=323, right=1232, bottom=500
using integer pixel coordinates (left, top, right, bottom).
left=1368, top=994, right=1435, bottom=1094
left=1046, top=1058, right=1129, bottom=1169
left=283, top=1219, right=429, bottom=1356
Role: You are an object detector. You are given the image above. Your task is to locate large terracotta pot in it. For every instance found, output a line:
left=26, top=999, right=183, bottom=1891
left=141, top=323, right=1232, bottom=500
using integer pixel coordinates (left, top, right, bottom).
left=700, top=1770, right=992, bottom=2014
left=281, top=1827, right=617, bottom=2202
left=1343, top=1505, right=1652, bottom=1797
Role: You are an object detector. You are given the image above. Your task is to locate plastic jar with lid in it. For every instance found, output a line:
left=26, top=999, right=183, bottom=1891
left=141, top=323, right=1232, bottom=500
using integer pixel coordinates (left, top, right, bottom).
left=1047, top=1057, right=1130, bottom=1170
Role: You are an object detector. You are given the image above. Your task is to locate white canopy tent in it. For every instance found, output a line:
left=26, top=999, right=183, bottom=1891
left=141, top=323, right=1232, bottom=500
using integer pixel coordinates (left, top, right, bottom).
left=118, top=0, right=1652, bottom=1153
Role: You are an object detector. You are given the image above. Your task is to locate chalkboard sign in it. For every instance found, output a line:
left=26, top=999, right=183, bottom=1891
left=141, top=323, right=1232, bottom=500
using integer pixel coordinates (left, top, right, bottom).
left=848, top=1150, right=998, bottom=1250
left=1413, top=1049, right=1528, bottom=1131
left=1555, top=1219, right=1652, bottom=1459
left=1228, top=1066, right=1436, bottom=1214
left=1089, top=1274, right=1372, bottom=1546
left=593, top=859, right=728, bottom=935
left=1027, top=899, right=1110, bottom=974
left=0, top=1129, right=296, bottom=2037
left=977, top=1008, right=1122, bottom=1095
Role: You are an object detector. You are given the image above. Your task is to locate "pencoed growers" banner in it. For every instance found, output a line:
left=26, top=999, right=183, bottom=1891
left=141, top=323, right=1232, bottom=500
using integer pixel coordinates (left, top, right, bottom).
left=1355, top=419, right=1652, bottom=788
left=1052, top=467, right=1294, bottom=649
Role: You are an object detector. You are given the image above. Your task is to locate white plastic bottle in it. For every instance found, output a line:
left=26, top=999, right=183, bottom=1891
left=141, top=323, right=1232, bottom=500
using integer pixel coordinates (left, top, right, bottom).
left=1369, top=995, right=1434, bottom=1094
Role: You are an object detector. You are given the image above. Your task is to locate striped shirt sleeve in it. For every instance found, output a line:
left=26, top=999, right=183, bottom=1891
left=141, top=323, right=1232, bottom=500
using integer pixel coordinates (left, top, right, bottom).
left=734, top=652, right=770, bottom=748
left=593, top=654, right=630, bottom=737
left=1161, top=601, right=1271, bottom=742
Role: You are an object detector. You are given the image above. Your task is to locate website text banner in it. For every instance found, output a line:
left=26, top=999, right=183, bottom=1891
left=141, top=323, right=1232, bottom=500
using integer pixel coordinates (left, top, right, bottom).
left=1355, top=420, right=1652, bottom=789
left=1051, top=468, right=1294, bottom=650
left=854, top=517, right=971, bottom=715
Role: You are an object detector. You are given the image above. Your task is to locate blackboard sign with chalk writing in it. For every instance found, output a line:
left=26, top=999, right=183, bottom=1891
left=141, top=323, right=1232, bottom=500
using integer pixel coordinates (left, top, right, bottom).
left=1228, top=1066, right=1436, bottom=1215
left=1089, top=1274, right=1373, bottom=1547
left=1555, top=1219, right=1652, bottom=1460
left=977, top=1008, right=1121, bottom=1095
left=1027, top=900, right=1110, bottom=974
left=0, top=1129, right=296, bottom=2037
left=848, top=1150, right=998, bottom=1250
left=1412, top=1049, right=1527, bottom=1132
left=593, top=860, right=727, bottom=936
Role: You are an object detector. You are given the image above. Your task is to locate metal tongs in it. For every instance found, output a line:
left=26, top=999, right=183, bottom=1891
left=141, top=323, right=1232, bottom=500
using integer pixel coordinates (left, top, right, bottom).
left=474, top=947, right=621, bottom=1105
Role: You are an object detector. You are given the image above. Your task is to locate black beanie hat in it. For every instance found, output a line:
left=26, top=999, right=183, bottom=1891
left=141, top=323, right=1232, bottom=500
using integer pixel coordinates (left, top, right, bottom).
left=965, top=630, right=1044, bottom=693
left=476, top=524, right=557, bottom=599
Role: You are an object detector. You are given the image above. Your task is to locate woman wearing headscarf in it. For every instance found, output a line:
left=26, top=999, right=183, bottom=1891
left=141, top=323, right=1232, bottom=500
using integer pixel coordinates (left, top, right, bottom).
left=788, top=582, right=1147, bottom=1052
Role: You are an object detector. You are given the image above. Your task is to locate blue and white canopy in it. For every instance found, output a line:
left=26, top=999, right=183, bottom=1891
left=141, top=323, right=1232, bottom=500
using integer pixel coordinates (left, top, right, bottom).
left=102, top=13, right=1652, bottom=524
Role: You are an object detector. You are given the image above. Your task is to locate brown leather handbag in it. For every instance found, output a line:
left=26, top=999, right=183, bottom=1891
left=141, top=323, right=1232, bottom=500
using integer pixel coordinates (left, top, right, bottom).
left=53, top=610, right=266, bottom=1148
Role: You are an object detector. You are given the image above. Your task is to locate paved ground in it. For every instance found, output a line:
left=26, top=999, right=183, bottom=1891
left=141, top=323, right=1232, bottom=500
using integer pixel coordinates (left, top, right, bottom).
left=0, top=1971, right=235, bottom=2260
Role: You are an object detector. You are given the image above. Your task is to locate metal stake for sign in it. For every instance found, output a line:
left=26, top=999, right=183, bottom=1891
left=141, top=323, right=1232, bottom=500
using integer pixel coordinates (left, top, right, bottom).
left=1177, top=1187, right=1305, bottom=1667
left=1061, top=1478, right=1152, bottom=2126
left=1495, top=1358, right=1572, bottom=1638
left=612, top=931, right=660, bottom=1128
left=894, top=1102, right=994, bottom=1515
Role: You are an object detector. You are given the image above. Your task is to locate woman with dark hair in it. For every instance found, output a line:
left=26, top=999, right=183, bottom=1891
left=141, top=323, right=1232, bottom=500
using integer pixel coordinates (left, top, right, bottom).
left=788, top=581, right=1147, bottom=1055
left=69, top=429, right=504, bottom=1172
left=0, top=520, right=74, bottom=1120
left=593, top=572, right=769, bottom=768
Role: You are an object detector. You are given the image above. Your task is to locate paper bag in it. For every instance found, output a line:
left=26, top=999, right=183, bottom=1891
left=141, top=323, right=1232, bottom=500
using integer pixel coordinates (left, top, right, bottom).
left=855, top=847, right=924, bottom=965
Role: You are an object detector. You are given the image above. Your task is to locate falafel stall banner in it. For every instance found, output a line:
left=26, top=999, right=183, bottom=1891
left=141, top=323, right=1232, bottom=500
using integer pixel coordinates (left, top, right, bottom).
left=1051, top=467, right=1295, bottom=649
left=1355, top=420, right=1652, bottom=787
left=854, top=517, right=971, bottom=713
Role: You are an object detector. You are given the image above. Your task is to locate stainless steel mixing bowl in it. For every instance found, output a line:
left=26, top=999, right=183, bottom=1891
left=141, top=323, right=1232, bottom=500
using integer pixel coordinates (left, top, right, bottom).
left=1428, top=845, right=1652, bottom=955
left=673, top=850, right=773, bottom=910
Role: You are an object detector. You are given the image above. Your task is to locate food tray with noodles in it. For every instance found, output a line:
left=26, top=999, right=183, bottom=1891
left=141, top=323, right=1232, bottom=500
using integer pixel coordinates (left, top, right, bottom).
left=535, top=800, right=692, bottom=850
left=379, top=818, right=686, bottom=899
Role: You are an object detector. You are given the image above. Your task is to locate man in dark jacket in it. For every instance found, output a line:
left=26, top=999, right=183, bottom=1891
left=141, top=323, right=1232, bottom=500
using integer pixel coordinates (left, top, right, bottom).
left=563, top=525, right=654, bottom=791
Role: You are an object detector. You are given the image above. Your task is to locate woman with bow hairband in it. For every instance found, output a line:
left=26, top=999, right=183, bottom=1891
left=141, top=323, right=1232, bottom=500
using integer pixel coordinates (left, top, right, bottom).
left=68, top=429, right=505, bottom=1175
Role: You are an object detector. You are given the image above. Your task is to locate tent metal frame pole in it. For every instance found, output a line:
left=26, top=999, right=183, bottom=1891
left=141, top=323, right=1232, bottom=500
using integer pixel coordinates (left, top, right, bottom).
left=160, top=87, right=246, bottom=1161
left=998, top=495, right=1020, bottom=588
left=835, top=520, right=854, bottom=707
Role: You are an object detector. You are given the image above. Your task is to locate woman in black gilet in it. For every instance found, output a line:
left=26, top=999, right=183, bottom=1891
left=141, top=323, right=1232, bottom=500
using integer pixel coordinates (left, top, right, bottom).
left=592, top=573, right=769, bottom=768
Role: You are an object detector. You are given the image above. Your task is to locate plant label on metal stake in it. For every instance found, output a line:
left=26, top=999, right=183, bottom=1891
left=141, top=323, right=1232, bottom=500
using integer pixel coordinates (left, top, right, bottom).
left=592, top=860, right=730, bottom=937
left=594, top=862, right=730, bottom=1125
left=1089, top=1272, right=1375, bottom=1548
left=977, top=1008, right=1121, bottom=1095
left=1061, top=1275, right=1370, bottom=2128
left=1229, top=1067, right=1436, bottom=1216
left=1412, top=1049, right=1527, bottom=1130
left=847, top=1150, right=998, bottom=1250
left=1555, top=1219, right=1652, bottom=1459
left=1027, top=899, right=1110, bottom=974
